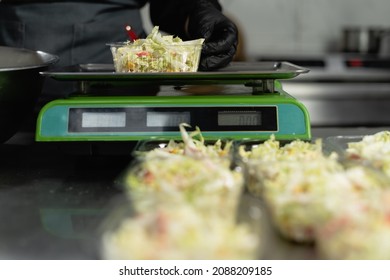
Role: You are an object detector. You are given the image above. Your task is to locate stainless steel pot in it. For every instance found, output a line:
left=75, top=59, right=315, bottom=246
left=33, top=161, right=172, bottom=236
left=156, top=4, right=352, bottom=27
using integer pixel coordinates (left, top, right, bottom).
left=379, top=30, right=390, bottom=58
left=342, top=27, right=384, bottom=54
left=0, top=46, right=58, bottom=143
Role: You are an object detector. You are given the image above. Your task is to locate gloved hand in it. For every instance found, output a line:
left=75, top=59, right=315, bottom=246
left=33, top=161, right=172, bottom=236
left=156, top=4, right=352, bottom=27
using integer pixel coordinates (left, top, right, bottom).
left=187, top=0, right=238, bottom=71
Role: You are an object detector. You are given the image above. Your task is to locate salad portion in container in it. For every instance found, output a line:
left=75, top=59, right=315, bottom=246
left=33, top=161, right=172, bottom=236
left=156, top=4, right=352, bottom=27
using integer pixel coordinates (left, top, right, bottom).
left=100, top=124, right=262, bottom=260
left=125, top=124, right=243, bottom=220
left=316, top=190, right=390, bottom=260
left=304, top=131, right=390, bottom=259
left=109, top=26, right=204, bottom=73
left=238, top=136, right=336, bottom=198
left=133, top=124, right=233, bottom=168
left=238, top=135, right=390, bottom=244
left=237, top=136, right=342, bottom=242
left=101, top=195, right=262, bottom=260
left=327, top=131, right=390, bottom=177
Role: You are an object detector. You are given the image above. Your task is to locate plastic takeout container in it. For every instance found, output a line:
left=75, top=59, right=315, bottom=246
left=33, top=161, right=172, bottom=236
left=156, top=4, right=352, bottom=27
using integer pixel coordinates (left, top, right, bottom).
left=132, top=139, right=234, bottom=163
left=99, top=193, right=263, bottom=260
left=316, top=189, right=390, bottom=259
left=325, top=133, right=390, bottom=177
left=108, top=39, right=204, bottom=73
left=235, top=138, right=333, bottom=199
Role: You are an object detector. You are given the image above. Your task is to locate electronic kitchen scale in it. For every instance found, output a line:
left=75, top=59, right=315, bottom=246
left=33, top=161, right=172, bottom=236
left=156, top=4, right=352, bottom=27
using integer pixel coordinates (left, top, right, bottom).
left=37, top=62, right=311, bottom=142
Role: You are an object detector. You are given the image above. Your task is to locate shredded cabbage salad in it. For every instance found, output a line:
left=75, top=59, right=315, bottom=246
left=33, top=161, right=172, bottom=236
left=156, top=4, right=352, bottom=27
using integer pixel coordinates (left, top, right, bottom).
left=346, top=131, right=390, bottom=177
left=104, top=128, right=390, bottom=258
left=111, top=26, right=204, bottom=72
left=101, top=202, right=260, bottom=260
left=240, top=134, right=390, bottom=243
left=316, top=190, right=390, bottom=260
left=101, top=124, right=260, bottom=260
left=137, top=124, right=233, bottom=167
left=126, top=124, right=242, bottom=216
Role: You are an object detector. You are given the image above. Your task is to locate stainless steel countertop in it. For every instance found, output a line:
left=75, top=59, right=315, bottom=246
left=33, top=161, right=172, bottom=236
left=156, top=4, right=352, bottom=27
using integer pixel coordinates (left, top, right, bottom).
left=0, top=127, right=388, bottom=260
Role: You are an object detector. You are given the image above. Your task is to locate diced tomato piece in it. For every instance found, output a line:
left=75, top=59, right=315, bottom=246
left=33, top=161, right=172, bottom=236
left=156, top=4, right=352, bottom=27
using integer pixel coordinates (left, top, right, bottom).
left=136, top=51, right=150, bottom=57
left=144, top=170, right=154, bottom=184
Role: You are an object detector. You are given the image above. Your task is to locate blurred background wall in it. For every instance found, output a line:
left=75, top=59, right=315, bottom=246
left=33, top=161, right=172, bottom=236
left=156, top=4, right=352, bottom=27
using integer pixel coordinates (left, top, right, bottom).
left=141, top=0, right=390, bottom=59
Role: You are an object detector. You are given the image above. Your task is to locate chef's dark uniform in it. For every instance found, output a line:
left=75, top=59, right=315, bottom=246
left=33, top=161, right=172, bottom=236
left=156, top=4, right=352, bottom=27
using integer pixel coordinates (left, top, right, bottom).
left=0, top=0, right=148, bottom=67
left=0, top=0, right=160, bottom=98
left=0, top=0, right=237, bottom=97
left=0, top=0, right=237, bottom=135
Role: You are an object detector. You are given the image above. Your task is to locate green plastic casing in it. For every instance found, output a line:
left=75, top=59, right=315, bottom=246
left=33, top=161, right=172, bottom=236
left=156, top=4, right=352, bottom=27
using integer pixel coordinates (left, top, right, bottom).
left=36, top=83, right=311, bottom=142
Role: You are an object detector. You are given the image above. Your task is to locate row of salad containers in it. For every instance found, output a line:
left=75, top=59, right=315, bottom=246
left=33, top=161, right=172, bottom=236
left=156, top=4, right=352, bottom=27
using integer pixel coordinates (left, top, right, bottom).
left=242, top=132, right=390, bottom=260
left=99, top=125, right=390, bottom=260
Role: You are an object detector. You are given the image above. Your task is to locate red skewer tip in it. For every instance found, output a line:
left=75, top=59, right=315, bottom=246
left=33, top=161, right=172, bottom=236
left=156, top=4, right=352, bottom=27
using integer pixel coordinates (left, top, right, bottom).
left=125, top=25, right=138, bottom=42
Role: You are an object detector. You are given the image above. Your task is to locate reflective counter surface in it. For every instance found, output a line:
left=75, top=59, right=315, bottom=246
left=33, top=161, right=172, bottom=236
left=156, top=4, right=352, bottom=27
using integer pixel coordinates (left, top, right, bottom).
left=0, top=127, right=388, bottom=260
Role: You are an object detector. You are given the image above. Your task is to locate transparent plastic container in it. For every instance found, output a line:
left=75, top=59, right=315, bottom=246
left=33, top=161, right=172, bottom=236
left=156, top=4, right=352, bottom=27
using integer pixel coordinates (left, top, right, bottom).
left=235, top=137, right=390, bottom=243
left=236, top=138, right=335, bottom=199
left=132, top=139, right=234, bottom=167
left=109, top=39, right=203, bottom=73
left=122, top=155, right=244, bottom=222
left=325, top=132, right=390, bottom=177
left=235, top=140, right=281, bottom=199
left=316, top=190, right=390, bottom=259
left=264, top=162, right=390, bottom=244
left=99, top=193, right=264, bottom=260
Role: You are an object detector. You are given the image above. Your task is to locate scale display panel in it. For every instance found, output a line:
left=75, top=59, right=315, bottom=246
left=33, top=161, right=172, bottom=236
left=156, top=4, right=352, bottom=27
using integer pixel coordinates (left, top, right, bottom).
left=67, top=106, right=277, bottom=133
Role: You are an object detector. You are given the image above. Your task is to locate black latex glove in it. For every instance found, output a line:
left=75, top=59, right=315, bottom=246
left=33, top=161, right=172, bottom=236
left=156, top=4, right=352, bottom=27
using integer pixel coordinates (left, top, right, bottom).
left=187, top=0, right=238, bottom=71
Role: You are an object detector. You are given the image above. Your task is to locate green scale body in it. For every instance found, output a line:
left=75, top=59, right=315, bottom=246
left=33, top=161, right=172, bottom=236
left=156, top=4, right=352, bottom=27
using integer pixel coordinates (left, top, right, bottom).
left=36, top=81, right=311, bottom=142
